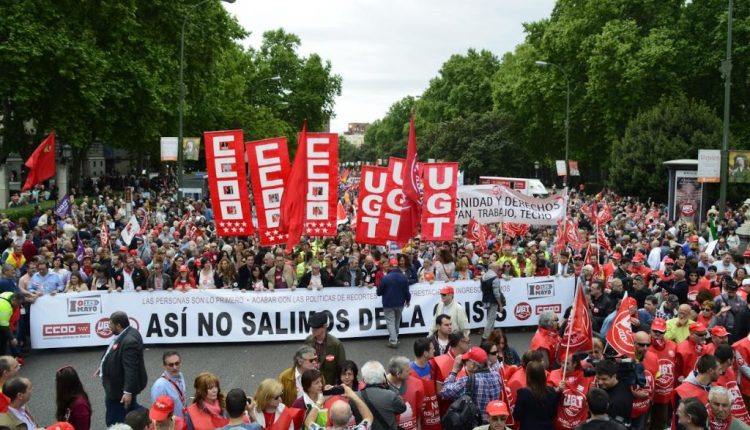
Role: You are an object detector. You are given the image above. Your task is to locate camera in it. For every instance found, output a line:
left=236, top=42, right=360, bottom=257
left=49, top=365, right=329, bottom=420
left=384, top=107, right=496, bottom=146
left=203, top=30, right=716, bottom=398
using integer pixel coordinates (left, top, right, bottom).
left=584, top=357, right=646, bottom=387
left=322, top=386, right=345, bottom=396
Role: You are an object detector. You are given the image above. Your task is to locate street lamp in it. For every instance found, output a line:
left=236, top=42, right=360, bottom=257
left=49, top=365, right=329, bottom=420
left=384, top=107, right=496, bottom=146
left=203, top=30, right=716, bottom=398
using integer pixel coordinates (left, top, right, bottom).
left=535, top=60, right=570, bottom=188
left=178, top=0, right=236, bottom=200
left=719, top=0, right=733, bottom=215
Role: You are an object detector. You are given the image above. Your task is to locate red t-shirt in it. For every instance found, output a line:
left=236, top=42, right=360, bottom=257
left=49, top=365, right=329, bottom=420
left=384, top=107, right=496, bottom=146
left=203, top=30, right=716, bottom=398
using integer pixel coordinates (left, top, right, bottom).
left=263, top=411, right=276, bottom=427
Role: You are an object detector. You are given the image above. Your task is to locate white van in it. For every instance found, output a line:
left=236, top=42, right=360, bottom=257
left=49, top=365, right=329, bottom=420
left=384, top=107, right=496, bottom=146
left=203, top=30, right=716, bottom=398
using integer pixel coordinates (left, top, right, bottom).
left=478, top=176, right=549, bottom=198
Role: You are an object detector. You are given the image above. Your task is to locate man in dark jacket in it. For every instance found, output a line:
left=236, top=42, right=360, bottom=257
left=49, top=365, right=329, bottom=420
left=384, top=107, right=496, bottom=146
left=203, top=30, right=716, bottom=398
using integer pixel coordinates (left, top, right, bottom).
left=377, top=259, right=411, bottom=348
left=114, top=256, right=148, bottom=291
left=304, top=312, right=346, bottom=384
left=334, top=258, right=363, bottom=287
left=578, top=388, right=627, bottom=430
left=99, top=311, right=148, bottom=426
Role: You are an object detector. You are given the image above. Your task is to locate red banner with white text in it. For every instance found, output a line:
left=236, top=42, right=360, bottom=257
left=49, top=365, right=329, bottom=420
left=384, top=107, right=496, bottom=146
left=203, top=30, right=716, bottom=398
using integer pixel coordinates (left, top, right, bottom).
left=246, top=137, right=291, bottom=245
left=421, top=162, right=458, bottom=241
left=303, top=133, right=339, bottom=237
left=376, top=157, right=405, bottom=241
left=204, top=130, right=254, bottom=237
left=356, top=166, right=389, bottom=245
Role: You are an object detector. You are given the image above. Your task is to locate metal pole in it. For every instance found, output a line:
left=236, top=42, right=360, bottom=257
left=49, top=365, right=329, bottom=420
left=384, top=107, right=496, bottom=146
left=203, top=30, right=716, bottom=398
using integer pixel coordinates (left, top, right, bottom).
left=564, top=76, right=570, bottom=189
left=178, top=16, right=187, bottom=201
left=719, top=0, right=733, bottom=215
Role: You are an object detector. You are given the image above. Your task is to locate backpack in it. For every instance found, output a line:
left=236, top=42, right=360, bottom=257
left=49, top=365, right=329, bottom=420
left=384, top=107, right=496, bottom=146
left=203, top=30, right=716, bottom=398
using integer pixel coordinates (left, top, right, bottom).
left=443, top=376, right=481, bottom=430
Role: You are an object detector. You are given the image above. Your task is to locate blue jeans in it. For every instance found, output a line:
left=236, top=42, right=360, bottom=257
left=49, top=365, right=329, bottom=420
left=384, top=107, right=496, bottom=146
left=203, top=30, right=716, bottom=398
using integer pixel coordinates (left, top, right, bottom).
left=105, top=395, right=141, bottom=426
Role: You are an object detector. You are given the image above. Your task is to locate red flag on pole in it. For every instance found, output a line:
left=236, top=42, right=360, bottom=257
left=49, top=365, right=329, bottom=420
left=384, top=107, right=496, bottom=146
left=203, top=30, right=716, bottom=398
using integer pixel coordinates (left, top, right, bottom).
left=22, top=131, right=56, bottom=191
left=280, top=122, right=308, bottom=252
left=396, top=114, right=421, bottom=245
left=467, top=218, right=490, bottom=252
left=605, top=293, right=636, bottom=359
left=558, top=284, right=593, bottom=363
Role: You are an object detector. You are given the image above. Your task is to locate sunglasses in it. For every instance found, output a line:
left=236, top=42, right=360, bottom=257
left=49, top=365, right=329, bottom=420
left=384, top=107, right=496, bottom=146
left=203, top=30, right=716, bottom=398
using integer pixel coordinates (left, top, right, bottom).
left=636, top=342, right=651, bottom=347
left=304, top=357, right=319, bottom=363
left=274, top=392, right=284, bottom=400
left=489, top=351, right=498, bottom=356
left=652, top=330, right=665, bottom=335
left=702, top=307, right=713, bottom=312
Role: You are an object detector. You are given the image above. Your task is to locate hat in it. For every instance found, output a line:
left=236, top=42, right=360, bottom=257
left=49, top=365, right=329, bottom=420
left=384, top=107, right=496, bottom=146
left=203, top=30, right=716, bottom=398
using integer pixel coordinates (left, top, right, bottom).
left=632, top=253, right=644, bottom=263
left=486, top=400, right=510, bottom=417
left=689, top=322, right=707, bottom=335
left=119, top=245, right=128, bottom=252
left=516, top=247, right=525, bottom=254
left=440, top=286, right=455, bottom=295
left=179, top=265, right=189, bottom=273
left=651, top=318, right=667, bottom=332
left=666, top=294, right=679, bottom=304
left=528, top=241, right=537, bottom=247
left=711, top=326, right=730, bottom=338
left=150, top=395, right=175, bottom=421
left=47, top=423, right=75, bottom=430
left=389, top=258, right=399, bottom=267
left=308, top=312, right=328, bottom=329
left=463, top=346, right=488, bottom=364
left=690, top=235, right=700, bottom=243
left=663, top=257, right=674, bottom=264
left=744, top=249, right=750, bottom=258
left=612, top=252, right=622, bottom=260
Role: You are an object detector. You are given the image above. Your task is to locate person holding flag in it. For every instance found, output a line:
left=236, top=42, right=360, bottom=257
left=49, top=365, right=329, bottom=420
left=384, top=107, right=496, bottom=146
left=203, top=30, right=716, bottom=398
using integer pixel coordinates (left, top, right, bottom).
left=644, top=318, right=678, bottom=430
left=547, top=353, right=593, bottom=430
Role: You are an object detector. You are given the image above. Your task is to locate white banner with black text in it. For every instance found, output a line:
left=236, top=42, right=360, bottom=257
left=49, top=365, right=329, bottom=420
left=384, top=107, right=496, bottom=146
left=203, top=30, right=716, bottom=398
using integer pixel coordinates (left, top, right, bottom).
left=30, top=277, right=574, bottom=349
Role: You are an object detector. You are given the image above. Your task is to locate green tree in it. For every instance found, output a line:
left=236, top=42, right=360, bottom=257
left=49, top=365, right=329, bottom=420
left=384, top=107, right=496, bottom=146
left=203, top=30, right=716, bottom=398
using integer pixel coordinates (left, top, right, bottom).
left=609, top=95, right=721, bottom=200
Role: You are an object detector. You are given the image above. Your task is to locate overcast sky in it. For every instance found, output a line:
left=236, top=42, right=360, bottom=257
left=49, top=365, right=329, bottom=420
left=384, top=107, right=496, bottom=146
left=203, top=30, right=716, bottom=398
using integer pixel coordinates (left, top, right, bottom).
left=224, top=1, right=556, bottom=134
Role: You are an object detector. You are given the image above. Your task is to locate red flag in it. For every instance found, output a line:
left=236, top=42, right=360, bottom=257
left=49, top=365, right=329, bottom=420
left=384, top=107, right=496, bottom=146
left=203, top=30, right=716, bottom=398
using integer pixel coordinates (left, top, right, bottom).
left=503, top=223, right=529, bottom=239
left=605, top=293, right=636, bottom=359
left=396, top=114, right=421, bottom=245
left=336, top=201, right=347, bottom=225
left=558, top=284, right=593, bottom=362
left=280, top=122, right=308, bottom=252
left=597, top=201, right=613, bottom=224
left=467, top=218, right=490, bottom=252
left=22, top=131, right=56, bottom=191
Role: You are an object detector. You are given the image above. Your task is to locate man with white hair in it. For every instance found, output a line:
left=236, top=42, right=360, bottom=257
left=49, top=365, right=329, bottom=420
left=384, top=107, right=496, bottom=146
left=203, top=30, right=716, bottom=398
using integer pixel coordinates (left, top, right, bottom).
left=305, top=384, right=373, bottom=430
left=357, top=361, right=406, bottom=430
left=707, top=386, right=750, bottom=430
left=386, top=356, right=424, bottom=430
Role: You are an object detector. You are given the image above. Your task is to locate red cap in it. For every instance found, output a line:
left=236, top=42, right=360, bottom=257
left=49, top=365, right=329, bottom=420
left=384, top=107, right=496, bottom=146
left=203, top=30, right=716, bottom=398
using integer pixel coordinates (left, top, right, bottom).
left=463, top=346, right=488, bottom=364
left=632, top=253, right=644, bottom=263
left=47, top=423, right=74, bottom=430
left=179, top=265, right=189, bottom=273
left=690, top=235, right=699, bottom=242
left=486, top=400, right=510, bottom=417
left=663, top=257, right=674, bottom=264
left=612, top=252, right=622, bottom=260
left=440, top=286, right=455, bottom=295
left=119, top=245, right=128, bottom=252
left=689, top=322, right=707, bottom=335
left=129, top=249, right=137, bottom=256
left=651, top=318, right=667, bottom=332
left=150, top=395, right=175, bottom=421
left=711, top=326, right=729, bottom=338
left=389, top=258, right=398, bottom=267
left=744, top=248, right=750, bottom=258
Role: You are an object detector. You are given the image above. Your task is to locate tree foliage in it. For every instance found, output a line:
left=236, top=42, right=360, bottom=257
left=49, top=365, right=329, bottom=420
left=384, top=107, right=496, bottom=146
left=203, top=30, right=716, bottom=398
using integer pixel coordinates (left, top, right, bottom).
left=609, top=96, right=721, bottom=201
left=0, top=1, right=341, bottom=174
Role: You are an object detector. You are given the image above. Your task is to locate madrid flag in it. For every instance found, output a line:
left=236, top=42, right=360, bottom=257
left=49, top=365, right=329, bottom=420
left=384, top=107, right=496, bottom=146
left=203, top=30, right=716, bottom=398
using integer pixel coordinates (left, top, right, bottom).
left=22, top=131, right=56, bottom=191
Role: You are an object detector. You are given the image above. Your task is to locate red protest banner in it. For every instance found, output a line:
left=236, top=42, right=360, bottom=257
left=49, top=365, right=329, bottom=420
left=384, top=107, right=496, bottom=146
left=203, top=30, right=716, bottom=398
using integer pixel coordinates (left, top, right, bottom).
left=246, top=137, right=291, bottom=245
left=377, top=157, right=406, bottom=241
left=204, top=130, right=254, bottom=237
left=421, top=162, right=458, bottom=241
left=302, top=133, right=339, bottom=237
left=356, top=166, right=389, bottom=245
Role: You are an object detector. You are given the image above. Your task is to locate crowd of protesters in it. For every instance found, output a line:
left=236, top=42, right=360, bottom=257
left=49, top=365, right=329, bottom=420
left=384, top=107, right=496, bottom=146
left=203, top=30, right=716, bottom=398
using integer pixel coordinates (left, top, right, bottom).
left=0, top=171, right=749, bottom=429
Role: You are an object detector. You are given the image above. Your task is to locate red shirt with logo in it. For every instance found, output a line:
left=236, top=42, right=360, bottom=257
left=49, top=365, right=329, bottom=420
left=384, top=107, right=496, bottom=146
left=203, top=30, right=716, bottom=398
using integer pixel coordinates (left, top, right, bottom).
left=645, top=340, right=678, bottom=404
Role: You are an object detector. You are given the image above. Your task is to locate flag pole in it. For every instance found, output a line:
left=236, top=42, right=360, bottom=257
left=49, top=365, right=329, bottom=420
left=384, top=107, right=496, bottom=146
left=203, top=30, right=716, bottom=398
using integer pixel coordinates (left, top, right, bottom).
left=561, top=282, right=577, bottom=383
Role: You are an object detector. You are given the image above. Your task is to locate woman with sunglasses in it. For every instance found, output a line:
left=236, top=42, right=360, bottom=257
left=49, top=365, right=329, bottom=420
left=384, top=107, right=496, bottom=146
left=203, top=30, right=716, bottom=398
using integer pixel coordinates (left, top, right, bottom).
left=252, top=379, right=293, bottom=430
left=695, top=299, right=716, bottom=328
left=487, top=329, right=520, bottom=366
left=55, top=365, right=92, bottom=430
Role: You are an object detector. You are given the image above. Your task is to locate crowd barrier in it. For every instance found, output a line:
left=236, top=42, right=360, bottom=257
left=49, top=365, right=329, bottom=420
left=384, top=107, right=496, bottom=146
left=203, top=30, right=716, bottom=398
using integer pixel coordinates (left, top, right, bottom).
left=30, top=277, right=575, bottom=349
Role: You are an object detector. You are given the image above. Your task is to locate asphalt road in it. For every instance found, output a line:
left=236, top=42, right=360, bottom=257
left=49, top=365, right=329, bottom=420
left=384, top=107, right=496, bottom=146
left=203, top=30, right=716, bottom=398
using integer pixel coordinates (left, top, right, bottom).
left=22, top=329, right=534, bottom=428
